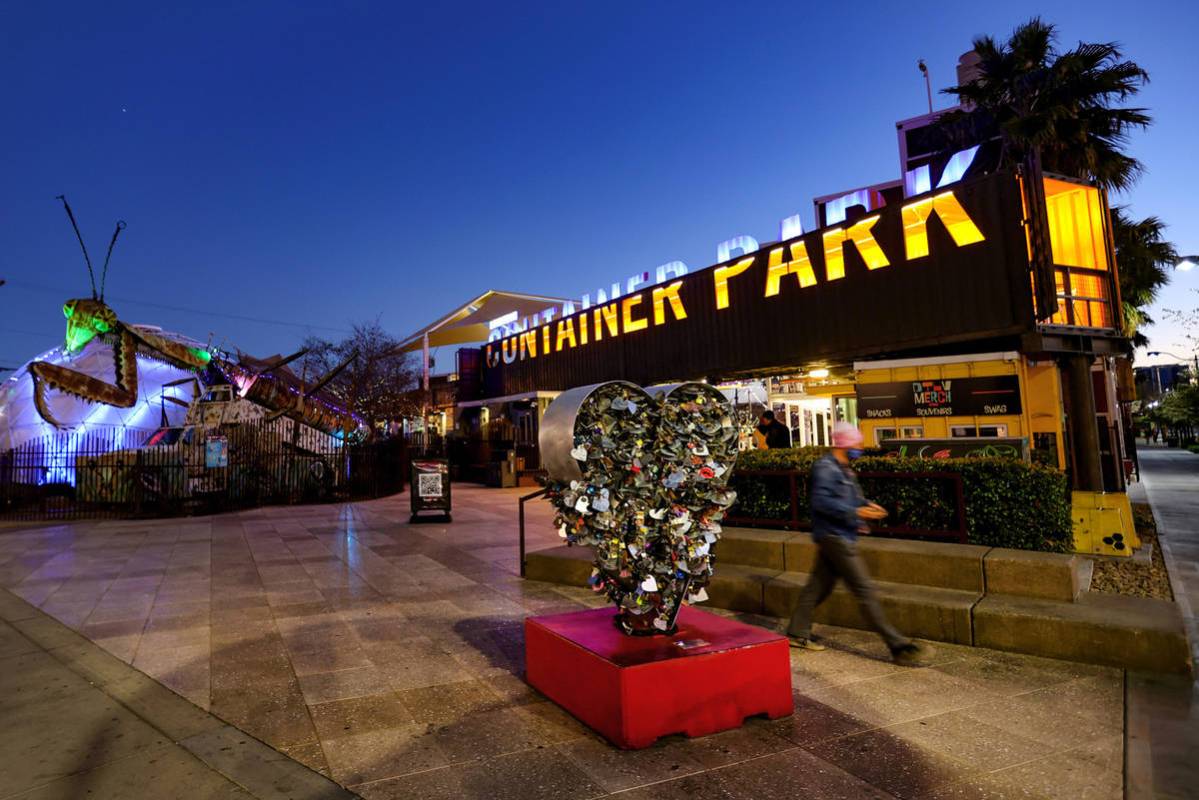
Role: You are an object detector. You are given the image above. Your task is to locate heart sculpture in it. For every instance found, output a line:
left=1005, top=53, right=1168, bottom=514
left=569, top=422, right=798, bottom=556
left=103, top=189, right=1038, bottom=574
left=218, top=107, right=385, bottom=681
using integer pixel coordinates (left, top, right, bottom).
left=540, top=381, right=738, bottom=635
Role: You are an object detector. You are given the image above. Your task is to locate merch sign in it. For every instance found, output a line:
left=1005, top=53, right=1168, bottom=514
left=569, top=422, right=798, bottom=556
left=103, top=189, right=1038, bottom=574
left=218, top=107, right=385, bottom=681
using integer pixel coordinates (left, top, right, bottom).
left=856, top=375, right=1022, bottom=419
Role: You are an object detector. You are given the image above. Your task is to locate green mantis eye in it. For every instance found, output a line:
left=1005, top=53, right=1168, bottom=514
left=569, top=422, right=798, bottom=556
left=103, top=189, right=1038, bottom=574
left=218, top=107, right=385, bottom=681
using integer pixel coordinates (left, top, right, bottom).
left=63, top=304, right=74, bottom=318
left=94, top=319, right=111, bottom=333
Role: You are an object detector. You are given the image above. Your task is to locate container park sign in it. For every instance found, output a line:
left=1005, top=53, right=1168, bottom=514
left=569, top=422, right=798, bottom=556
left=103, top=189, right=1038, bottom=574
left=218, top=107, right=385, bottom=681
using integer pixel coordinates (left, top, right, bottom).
left=483, top=170, right=1037, bottom=397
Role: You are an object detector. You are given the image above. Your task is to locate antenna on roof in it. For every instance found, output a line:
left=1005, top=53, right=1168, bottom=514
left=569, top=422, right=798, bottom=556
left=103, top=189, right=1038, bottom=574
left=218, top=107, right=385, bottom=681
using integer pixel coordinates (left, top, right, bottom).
left=56, top=195, right=98, bottom=299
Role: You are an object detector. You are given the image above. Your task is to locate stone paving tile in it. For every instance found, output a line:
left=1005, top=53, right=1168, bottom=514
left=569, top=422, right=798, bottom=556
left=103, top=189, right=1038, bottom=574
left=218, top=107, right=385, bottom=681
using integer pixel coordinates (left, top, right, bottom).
left=321, top=724, right=452, bottom=784
left=309, top=692, right=415, bottom=740
left=969, top=735, right=1124, bottom=800
left=558, top=733, right=710, bottom=793
left=296, top=665, right=395, bottom=705
left=353, top=746, right=606, bottom=800
left=0, top=486, right=1129, bottom=799
left=673, top=719, right=796, bottom=769
left=806, top=726, right=979, bottom=799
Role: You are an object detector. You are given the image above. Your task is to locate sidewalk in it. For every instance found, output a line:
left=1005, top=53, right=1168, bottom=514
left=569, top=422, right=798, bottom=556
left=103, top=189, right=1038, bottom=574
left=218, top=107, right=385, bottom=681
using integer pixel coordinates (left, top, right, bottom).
left=0, top=588, right=355, bottom=800
left=0, top=487, right=1125, bottom=799
left=1125, top=445, right=1199, bottom=800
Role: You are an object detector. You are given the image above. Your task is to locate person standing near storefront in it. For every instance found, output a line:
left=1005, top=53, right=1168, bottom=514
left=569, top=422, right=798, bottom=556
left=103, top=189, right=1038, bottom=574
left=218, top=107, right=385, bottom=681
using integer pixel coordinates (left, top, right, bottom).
left=756, top=410, right=791, bottom=449
left=787, top=422, right=930, bottom=666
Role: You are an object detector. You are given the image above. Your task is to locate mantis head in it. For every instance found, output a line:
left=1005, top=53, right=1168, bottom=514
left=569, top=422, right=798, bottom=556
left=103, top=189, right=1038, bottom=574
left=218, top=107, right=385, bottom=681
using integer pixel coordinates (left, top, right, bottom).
left=62, top=298, right=119, bottom=354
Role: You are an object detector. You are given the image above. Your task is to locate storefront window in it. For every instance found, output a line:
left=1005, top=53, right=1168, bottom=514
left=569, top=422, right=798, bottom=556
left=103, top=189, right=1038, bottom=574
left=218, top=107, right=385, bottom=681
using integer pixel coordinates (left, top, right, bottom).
left=951, top=424, right=1009, bottom=438
left=835, top=397, right=858, bottom=425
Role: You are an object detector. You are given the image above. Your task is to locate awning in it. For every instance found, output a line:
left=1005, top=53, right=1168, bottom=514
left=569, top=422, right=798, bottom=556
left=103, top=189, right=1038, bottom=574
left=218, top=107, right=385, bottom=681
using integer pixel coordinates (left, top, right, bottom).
left=393, top=290, right=570, bottom=353
left=456, top=390, right=560, bottom=408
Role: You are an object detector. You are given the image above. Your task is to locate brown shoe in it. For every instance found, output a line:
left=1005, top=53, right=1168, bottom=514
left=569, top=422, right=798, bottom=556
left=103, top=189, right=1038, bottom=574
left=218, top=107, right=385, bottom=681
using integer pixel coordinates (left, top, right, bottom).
left=789, top=637, right=827, bottom=651
left=891, top=643, right=932, bottom=666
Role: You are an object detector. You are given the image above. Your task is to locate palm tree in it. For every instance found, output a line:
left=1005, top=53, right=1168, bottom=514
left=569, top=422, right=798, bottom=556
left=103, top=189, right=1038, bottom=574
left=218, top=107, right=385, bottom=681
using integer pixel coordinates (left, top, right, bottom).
left=932, top=18, right=1174, bottom=343
left=1111, top=208, right=1177, bottom=346
left=934, top=18, right=1151, bottom=191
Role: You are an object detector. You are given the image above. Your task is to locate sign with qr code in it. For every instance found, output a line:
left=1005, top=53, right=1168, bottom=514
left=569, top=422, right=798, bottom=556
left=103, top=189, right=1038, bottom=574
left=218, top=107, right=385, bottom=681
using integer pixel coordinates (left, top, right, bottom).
left=410, top=459, right=451, bottom=518
left=418, top=473, right=443, bottom=498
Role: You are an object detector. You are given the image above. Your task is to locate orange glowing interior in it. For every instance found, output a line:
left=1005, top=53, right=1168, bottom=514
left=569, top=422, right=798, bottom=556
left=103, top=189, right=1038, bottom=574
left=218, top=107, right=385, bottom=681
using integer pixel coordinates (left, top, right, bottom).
left=1042, top=178, right=1114, bottom=328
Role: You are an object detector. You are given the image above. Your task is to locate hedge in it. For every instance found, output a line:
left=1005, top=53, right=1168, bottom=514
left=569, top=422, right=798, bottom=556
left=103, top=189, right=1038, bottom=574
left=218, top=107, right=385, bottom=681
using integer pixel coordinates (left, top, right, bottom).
left=729, top=447, right=1073, bottom=552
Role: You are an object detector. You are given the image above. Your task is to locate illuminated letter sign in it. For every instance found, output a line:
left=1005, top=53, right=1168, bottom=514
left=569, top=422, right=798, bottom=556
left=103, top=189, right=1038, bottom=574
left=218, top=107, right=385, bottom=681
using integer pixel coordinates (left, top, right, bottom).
left=621, top=294, right=649, bottom=333
left=901, top=191, right=986, bottom=260
left=594, top=303, right=619, bottom=340
left=486, top=182, right=998, bottom=372
left=823, top=215, right=889, bottom=281
left=717, top=236, right=759, bottom=263
left=713, top=257, right=754, bottom=310
left=555, top=318, right=577, bottom=351
left=764, top=242, right=816, bottom=296
left=519, top=330, right=538, bottom=359
left=652, top=281, right=687, bottom=325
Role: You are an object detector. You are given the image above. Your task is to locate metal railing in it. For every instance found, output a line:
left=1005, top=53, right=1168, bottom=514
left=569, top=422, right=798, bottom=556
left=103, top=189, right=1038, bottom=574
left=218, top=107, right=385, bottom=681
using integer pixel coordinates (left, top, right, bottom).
left=1, top=421, right=408, bottom=521
left=517, top=487, right=548, bottom=577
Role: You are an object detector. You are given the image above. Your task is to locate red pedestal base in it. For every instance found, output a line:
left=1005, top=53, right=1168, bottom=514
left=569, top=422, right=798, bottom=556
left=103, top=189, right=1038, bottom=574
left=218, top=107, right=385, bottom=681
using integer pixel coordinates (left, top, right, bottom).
left=525, top=606, right=793, bottom=749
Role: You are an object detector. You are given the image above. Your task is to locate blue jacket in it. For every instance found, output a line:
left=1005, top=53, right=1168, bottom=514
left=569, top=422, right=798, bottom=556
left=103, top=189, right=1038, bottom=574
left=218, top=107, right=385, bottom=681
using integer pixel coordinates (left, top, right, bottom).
left=810, top=453, right=867, bottom=543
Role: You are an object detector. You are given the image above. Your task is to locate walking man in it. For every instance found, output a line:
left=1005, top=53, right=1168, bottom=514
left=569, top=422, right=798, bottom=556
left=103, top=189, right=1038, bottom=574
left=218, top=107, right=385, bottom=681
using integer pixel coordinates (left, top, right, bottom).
left=787, top=422, right=929, bottom=666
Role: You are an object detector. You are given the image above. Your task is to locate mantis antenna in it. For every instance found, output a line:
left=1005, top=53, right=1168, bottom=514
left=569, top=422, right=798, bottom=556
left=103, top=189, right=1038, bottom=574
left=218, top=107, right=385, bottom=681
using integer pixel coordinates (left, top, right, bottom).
left=99, top=220, right=127, bottom=301
left=56, top=195, right=98, bottom=299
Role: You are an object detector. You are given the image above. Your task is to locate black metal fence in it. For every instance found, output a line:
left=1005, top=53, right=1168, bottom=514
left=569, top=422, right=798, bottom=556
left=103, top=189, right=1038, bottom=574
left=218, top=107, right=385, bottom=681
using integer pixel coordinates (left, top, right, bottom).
left=0, top=421, right=408, bottom=521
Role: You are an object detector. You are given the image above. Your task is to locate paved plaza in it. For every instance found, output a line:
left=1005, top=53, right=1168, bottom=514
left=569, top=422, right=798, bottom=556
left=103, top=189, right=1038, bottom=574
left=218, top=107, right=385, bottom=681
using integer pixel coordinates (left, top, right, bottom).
left=0, top=486, right=1130, bottom=799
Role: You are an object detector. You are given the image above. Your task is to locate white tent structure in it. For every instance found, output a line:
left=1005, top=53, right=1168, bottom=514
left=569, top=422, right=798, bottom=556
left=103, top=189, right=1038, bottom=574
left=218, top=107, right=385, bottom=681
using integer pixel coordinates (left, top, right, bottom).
left=393, top=289, right=569, bottom=408
left=0, top=326, right=206, bottom=455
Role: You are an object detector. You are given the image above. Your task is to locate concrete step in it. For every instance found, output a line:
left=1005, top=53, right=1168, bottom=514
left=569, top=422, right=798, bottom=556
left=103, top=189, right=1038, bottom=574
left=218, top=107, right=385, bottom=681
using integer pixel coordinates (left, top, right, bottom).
left=524, top=544, right=593, bottom=585
left=974, top=592, right=1190, bottom=674
left=523, top=545, right=1191, bottom=673
left=762, top=571, right=978, bottom=645
left=719, top=527, right=1090, bottom=601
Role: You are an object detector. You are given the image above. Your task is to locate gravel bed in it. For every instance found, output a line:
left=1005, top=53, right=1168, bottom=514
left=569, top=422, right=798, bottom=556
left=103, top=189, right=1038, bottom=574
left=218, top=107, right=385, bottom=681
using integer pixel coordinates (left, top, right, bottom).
left=1089, top=502, right=1174, bottom=600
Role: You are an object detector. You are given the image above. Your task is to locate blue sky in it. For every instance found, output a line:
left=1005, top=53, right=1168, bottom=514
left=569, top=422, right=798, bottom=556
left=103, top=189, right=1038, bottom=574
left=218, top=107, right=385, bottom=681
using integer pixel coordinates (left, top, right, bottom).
left=2, top=1, right=1197, bottom=372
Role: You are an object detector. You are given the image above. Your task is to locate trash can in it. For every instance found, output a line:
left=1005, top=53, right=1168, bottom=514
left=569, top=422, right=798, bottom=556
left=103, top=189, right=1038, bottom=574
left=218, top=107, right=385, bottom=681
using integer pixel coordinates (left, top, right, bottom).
left=410, top=458, right=451, bottom=523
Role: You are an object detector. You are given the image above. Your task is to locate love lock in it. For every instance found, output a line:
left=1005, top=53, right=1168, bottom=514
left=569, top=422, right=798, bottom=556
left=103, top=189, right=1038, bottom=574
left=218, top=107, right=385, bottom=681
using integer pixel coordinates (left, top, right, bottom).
left=540, top=381, right=738, bottom=636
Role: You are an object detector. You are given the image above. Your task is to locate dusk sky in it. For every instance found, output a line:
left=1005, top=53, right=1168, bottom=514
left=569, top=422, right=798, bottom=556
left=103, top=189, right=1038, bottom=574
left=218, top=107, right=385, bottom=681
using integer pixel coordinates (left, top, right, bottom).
left=3, top=1, right=1197, bottom=373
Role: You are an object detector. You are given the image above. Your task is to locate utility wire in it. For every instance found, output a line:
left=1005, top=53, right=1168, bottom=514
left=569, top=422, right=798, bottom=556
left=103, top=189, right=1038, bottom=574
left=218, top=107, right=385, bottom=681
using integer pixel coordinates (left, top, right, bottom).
left=3, top=280, right=352, bottom=334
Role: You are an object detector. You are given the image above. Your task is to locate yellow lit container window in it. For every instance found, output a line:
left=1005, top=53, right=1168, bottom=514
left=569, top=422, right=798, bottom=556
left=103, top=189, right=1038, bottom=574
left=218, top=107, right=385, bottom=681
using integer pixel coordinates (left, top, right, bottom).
left=1070, top=272, right=1106, bottom=300
left=1044, top=178, right=1109, bottom=270
left=1049, top=270, right=1070, bottom=324
left=1088, top=300, right=1112, bottom=328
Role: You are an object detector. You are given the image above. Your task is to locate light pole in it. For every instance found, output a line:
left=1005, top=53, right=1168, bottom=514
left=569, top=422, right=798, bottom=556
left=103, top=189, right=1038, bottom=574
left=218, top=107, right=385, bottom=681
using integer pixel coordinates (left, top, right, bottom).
left=917, top=60, right=933, bottom=114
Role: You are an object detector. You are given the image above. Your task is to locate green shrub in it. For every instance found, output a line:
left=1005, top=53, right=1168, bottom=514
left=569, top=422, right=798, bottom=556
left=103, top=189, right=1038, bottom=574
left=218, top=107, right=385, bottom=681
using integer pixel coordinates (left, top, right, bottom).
left=730, top=449, right=1073, bottom=552
left=1188, top=444, right=1199, bottom=455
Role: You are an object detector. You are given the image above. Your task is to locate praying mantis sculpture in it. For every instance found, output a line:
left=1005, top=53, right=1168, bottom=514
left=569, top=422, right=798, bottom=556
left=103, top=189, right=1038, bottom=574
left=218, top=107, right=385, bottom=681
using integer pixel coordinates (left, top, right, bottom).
left=29, top=197, right=364, bottom=440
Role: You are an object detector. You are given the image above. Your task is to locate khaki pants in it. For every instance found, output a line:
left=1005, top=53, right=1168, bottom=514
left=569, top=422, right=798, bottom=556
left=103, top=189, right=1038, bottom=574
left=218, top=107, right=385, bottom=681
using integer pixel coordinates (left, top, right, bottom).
left=786, top=534, right=910, bottom=652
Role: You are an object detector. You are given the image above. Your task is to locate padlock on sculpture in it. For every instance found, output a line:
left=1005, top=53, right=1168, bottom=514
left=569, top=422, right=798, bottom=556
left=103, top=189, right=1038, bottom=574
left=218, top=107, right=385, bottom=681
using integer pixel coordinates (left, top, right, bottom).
left=541, top=381, right=738, bottom=635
